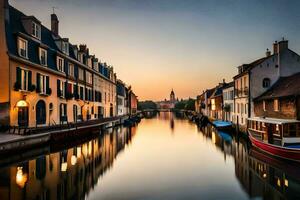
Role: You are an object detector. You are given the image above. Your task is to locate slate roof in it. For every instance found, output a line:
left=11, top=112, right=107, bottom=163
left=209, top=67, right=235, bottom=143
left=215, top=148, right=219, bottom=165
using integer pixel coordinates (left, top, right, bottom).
left=233, top=56, right=271, bottom=79
left=255, top=72, right=300, bottom=101
left=5, top=5, right=112, bottom=80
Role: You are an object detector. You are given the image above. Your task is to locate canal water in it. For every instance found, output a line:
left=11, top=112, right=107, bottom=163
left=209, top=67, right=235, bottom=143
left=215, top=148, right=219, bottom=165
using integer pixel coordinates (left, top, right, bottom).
left=0, top=112, right=300, bottom=200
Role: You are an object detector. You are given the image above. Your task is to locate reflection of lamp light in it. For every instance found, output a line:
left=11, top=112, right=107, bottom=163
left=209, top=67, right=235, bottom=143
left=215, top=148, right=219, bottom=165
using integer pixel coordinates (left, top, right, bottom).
left=277, top=178, right=281, bottom=187
left=212, top=131, right=216, bottom=144
left=284, top=179, right=289, bottom=187
left=77, top=147, right=81, bottom=159
left=71, top=155, right=77, bottom=166
left=16, top=100, right=28, bottom=108
left=16, top=167, right=27, bottom=188
left=61, top=162, right=68, bottom=172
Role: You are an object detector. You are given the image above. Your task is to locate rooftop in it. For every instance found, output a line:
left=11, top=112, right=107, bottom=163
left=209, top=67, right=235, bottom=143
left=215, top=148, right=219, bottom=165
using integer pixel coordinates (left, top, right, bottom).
left=255, top=72, right=300, bottom=101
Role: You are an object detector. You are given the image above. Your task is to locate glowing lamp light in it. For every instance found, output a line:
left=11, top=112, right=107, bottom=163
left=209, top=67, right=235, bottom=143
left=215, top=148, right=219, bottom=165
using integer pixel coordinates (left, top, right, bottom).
left=263, top=173, right=267, bottom=178
left=71, top=155, right=77, bottom=166
left=61, top=162, right=68, bottom=172
left=16, top=167, right=28, bottom=188
left=16, top=100, right=28, bottom=108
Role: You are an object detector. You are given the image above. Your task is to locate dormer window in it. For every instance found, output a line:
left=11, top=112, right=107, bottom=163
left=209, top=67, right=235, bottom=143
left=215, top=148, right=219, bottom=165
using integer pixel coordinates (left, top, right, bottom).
left=18, top=37, right=28, bottom=59
left=32, top=21, right=41, bottom=39
left=57, top=57, right=64, bottom=72
left=262, top=78, right=271, bottom=88
left=78, top=53, right=83, bottom=63
left=62, top=42, right=69, bottom=55
left=39, top=48, right=47, bottom=66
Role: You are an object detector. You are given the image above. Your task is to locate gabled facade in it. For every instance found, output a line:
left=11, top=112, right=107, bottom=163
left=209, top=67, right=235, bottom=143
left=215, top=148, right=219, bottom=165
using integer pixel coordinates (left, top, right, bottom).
left=0, top=1, right=123, bottom=129
left=253, top=72, right=300, bottom=121
left=233, top=39, right=300, bottom=132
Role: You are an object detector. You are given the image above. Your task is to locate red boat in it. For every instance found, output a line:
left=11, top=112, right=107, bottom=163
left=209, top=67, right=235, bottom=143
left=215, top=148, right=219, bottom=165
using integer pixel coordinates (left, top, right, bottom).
left=247, top=117, right=300, bottom=162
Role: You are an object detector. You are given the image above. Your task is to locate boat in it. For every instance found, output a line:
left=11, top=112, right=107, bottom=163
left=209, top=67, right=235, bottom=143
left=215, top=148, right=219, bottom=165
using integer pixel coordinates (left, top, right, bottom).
left=247, top=117, right=300, bottom=162
left=212, top=120, right=233, bottom=131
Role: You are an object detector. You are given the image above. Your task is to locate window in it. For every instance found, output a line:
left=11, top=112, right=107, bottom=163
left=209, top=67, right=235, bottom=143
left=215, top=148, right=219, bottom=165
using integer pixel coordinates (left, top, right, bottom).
left=57, top=80, right=65, bottom=98
left=241, top=103, right=244, bottom=114
left=245, top=104, right=247, bottom=115
left=62, top=42, right=69, bottom=55
left=18, top=38, right=28, bottom=58
left=39, top=48, right=47, bottom=66
left=263, top=101, right=266, bottom=111
left=86, top=71, right=92, bottom=84
left=87, top=58, right=92, bottom=68
left=68, top=63, right=74, bottom=77
left=37, top=74, right=47, bottom=94
left=274, top=99, right=279, bottom=111
left=32, top=21, right=41, bottom=39
left=263, top=78, right=271, bottom=88
left=18, top=68, right=30, bottom=91
left=57, top=57, right=64, bottom=72
left=78, top=68, right=84, bottom=80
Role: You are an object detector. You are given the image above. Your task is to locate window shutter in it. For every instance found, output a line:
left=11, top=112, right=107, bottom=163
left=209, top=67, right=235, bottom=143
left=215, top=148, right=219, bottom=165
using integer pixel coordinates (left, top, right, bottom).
left=36, top=73, right=41, bottom=92
left=16, top=67, right=21, bottom=84
left=46, top=76, right=50, bottom=94
left=85, top=88, right=88, bottom=101
left=28, top=71, right=32, bottom=89
left=57, top=80, right=61, bottom=97
left=64, top=82, right=68, bottom=98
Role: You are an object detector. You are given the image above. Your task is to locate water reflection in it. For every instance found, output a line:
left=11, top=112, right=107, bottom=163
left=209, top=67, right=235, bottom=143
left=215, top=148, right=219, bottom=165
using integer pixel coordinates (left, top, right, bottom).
left=201, top=125, right=300, bottom=199
left=0, top=126, right=136, bottom=200
left=0, top=113, right=299, bottom=200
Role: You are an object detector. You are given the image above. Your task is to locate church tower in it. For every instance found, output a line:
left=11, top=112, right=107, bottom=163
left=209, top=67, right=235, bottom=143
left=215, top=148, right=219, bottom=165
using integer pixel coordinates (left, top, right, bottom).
left=170, top=89, right=176, bottom=102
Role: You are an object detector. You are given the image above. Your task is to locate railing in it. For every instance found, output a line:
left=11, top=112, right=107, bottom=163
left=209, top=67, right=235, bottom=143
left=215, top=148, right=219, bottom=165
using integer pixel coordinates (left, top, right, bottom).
left=9, top=115, right=125, bottom=136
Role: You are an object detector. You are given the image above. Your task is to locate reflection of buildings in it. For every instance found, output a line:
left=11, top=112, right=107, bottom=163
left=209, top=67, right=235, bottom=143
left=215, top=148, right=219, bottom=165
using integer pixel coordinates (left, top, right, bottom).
left=200, top=125, right=300, bottom=199
left=0, top=126, right=136, bottom=200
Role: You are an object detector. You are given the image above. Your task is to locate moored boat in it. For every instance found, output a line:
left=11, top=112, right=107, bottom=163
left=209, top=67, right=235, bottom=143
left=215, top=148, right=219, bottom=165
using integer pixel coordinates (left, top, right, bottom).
left=212, top=120, right=233, bottom=131
left=248, top=117, right=300, bottom=162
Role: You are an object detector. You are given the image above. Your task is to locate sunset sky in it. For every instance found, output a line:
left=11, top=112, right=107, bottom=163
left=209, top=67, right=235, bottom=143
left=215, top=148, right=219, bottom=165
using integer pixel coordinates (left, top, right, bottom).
left=10, top=0, right=300, bottom=101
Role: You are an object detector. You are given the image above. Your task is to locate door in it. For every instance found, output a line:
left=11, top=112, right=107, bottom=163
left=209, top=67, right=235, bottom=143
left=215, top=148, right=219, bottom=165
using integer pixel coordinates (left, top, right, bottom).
left=36, top=100, right=46, bottom=125
left=18, top=107, right=29, bottom=127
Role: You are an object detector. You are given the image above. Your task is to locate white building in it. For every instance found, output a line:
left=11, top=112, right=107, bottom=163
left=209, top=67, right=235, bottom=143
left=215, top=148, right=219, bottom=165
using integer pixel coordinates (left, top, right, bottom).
left=222, top=82, right=234, bottom=122
left=233, top=39, right=300, bottom=132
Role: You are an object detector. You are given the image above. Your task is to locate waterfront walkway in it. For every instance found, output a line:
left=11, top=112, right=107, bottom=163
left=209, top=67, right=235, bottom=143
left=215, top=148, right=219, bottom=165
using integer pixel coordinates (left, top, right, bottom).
left=0, top=114, right=133, bottom=154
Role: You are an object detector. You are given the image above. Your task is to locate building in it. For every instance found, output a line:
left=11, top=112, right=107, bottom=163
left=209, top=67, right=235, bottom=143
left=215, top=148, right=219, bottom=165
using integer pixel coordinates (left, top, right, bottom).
left=208, top=80, right=228, bottom=120
left=128, top=89, right=138, bottom=115
left=222, top=81, right=234, bottom=122
left=0, top=2, right=129, bottom=129
left=195, top=88, right=215, bottom=116
left=116, top=80, right=127, bottom=116
left=233, top=39, right=300, bottom=132
left=156, top=89, right=178, bottom=109
left=253, top=72, right=300, bottom=121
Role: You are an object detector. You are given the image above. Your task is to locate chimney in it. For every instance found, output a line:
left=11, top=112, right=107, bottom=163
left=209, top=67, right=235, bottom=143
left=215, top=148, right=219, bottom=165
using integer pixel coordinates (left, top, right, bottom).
left=278, top=37, right=288, bottom=53
left=51, top=13, right=59, bottom=36
left=265, top=48, right=271, bottom=57
left=273, top=41, right=278, bottom=54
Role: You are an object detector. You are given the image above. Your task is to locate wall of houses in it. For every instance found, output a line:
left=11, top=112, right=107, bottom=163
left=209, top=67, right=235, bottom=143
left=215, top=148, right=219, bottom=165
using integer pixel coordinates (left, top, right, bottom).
left=0, top=0, right=10, bottom=127
left=254, top=98, right=298, bottom=120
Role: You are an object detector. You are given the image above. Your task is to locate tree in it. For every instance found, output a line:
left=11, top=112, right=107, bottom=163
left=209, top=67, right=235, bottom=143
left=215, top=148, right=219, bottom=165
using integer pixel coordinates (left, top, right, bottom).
left=138, top=101, right=157, bottom=110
